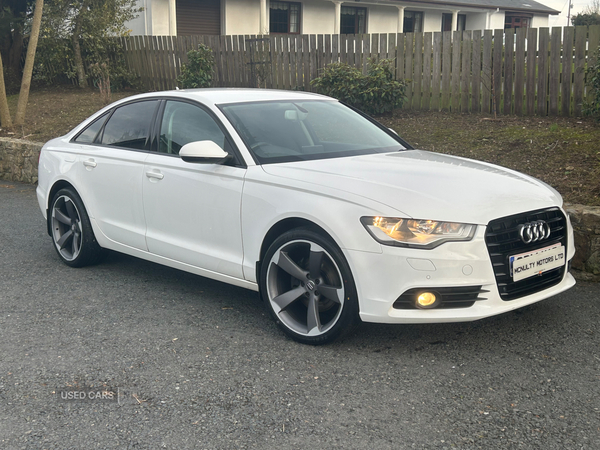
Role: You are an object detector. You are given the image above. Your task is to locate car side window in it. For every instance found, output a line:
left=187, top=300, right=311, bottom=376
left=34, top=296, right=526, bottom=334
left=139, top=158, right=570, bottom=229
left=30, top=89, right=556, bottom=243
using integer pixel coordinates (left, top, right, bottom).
left=73, top=113, right=108, bottom=144
left=100, top=100, right=158, bottom=150
left=159, top=101, right=226, bottom=155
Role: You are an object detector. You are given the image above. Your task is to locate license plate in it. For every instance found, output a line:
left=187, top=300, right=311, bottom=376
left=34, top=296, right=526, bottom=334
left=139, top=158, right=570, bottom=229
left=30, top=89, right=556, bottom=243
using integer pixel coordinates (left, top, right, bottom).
left=509, top=243, right=565, bottom=282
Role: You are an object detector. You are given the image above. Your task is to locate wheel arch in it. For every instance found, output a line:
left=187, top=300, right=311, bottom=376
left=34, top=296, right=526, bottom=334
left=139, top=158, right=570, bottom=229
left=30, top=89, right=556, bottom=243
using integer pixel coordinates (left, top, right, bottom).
left=256, top=217, right=340, bottom=282
left=46, top=180, right=78, bottom=236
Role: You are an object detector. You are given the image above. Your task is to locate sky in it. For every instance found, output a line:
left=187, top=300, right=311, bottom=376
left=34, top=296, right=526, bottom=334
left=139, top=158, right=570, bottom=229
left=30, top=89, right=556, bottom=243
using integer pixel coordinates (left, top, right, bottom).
left=546, top=0, right=597, bottom=27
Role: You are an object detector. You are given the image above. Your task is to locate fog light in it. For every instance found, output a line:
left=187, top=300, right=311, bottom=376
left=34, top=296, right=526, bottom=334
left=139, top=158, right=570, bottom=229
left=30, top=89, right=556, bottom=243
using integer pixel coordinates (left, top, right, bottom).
left=416, top=292, right=438, bottom=309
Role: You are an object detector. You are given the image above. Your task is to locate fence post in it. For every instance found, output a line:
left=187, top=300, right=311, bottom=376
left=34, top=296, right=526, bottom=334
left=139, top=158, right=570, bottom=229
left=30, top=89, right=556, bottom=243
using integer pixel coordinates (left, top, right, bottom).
left=537, top=28, right=550, bottom=116
left=503, top=29, right=514, bottom=115
left=549, top=27, right=561, bottom=115
left=431, top=32, right=442, bottom=111
left=514, top=27, right=526, bottom=116
left=472, top=30, right=481, bottom=113
left=422, top=32, right=432, bottom=111
left=441, top=31, right=451, bottom=111
left=451, top=30, right=461, bottom=112
left=526, top=27, right=537, bottom=116
left=396, top=33, right=405, bottom=82
left=413, top=32, right=423, bottom=109
left=460, top=30, right=471, bottom=113
left=561, top=27, right=574, bottom=116
left=573, top=26, right=587, bottom=116
left=405, top=33, right=414, bottom=108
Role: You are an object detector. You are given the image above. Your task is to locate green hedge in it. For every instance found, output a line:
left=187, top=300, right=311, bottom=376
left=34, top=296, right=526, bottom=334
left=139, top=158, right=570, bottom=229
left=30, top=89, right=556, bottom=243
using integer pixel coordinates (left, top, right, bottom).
left=311, top=58, right=407, bottom=115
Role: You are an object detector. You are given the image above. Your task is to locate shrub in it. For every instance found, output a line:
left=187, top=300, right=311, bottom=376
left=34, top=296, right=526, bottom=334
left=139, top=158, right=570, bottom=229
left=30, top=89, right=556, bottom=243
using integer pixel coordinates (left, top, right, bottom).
left=310, top=58, right=407, bottom=115
left=33, top=37, right=140, bottom=91
left=583, top=47, right=600, bottom=120
left=82, top=37, right=140, bottom=91
left=88, top=62, right=111, bottom=104
left=177, top=45, right=215, bottom=89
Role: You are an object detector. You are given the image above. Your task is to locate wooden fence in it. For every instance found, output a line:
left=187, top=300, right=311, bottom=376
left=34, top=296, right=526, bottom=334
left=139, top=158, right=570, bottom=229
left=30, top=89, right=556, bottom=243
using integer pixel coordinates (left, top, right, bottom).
left=120, top=26, right=600, bottom=117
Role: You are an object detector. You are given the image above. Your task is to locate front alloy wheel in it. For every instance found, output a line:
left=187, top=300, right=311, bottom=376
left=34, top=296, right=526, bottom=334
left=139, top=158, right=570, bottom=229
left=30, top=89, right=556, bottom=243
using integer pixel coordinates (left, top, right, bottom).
left=261, top=229, right=358, bottom=344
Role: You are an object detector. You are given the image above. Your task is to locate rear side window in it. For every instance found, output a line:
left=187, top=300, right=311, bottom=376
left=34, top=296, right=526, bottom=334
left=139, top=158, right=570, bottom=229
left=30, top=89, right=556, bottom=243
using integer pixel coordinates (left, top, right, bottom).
left=100, top=100, right=158, bottom=150
left=74, top=113, right=108, bottom=144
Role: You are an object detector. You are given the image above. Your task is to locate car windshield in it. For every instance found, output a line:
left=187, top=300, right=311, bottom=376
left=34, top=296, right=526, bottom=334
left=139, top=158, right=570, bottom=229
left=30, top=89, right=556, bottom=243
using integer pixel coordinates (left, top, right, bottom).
left=219, top=100, right=405, bottom=164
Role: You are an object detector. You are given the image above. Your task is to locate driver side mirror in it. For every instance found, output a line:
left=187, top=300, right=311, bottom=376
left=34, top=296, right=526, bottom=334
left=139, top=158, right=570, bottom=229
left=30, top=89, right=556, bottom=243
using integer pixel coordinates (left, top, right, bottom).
left=179, top=140, right=231, bottom=164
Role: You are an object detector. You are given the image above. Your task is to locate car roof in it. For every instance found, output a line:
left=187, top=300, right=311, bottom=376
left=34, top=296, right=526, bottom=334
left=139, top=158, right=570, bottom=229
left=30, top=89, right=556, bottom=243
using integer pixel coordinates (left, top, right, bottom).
left=121, top=88, right=333, bottom=107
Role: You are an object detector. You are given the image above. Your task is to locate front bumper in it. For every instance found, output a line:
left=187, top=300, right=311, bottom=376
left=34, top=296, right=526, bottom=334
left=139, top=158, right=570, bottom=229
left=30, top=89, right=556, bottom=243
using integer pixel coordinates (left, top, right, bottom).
left=346, top=224, right=576, bottom=324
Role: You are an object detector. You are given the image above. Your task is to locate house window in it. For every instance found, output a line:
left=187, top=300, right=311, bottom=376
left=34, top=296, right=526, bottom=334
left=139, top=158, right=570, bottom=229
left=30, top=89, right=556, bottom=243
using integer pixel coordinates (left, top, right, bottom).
left=177, top=0, right=221, bottom=36
left=403, top=11, right=423, bottom=33
left=341, top=6, right=366, bottom=34
left=270, top=1, right=301, bottom=34
left=504, top=13, right=531, bottom=29
left=442, top=13, right=466, bottom=32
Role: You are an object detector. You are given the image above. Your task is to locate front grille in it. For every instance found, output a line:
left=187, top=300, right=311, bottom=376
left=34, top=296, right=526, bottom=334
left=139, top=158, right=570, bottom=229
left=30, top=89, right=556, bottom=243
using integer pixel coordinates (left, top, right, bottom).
left=393, top=286, right=488, bottom=309
left=485, top=207, right=567, bottom=301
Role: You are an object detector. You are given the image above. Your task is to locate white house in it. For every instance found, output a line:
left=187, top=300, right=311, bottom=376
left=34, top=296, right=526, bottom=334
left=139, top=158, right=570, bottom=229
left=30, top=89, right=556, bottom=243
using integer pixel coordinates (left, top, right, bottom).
left=126, top=0, right=559, bottom=36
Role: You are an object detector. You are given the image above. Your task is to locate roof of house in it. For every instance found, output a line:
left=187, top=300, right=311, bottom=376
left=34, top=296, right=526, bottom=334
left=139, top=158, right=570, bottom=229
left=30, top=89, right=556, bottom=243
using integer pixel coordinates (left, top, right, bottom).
left=390, top=0, right=560, bottom=15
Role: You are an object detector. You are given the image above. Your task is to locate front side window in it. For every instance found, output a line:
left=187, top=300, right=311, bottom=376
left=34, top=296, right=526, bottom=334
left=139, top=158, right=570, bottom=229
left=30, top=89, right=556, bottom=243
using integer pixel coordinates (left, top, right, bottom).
left=270, top=1, right=300, bottom=34
left=341, top=6, right=366, bottom=34
left=220, top=100, right=404, bottom=164
left=404, top=11, right=423, bottom=33
left=100, top=100, right=158, bottom=150
left=159, top=100, right=226, bottom=155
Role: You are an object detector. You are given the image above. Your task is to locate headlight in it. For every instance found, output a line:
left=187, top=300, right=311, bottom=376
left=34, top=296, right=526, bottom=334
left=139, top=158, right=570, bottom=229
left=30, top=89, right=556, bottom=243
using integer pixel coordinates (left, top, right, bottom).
left=360, top=216, right=476, bottom=249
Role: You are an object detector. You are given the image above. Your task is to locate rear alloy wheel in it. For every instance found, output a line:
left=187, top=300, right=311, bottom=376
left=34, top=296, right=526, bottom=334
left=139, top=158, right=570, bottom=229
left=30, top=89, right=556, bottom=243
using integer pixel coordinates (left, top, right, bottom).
left=50, top=188, right=103, bottom=267
left=261, top=229, right=358, bottom=345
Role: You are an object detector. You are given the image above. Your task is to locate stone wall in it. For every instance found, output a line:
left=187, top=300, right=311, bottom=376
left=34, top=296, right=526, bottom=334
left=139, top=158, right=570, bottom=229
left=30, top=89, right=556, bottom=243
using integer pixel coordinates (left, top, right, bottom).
left=0, top=138, right=43, bottom=184
left=565, top=204, right=600, bottom=282
left=0, top=137, right=599, bottom=281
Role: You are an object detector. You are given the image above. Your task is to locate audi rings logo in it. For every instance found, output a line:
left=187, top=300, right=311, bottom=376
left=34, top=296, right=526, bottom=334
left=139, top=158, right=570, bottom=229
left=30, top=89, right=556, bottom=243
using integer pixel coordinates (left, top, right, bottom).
left=518, top=220, right=551, bottom=244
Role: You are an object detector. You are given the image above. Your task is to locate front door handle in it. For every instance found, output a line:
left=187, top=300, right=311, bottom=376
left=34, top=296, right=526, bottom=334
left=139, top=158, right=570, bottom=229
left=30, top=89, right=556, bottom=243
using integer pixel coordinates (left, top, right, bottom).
left=83, top=159, right=97, bottom=168
left=146, top=170, right=164, bottom=180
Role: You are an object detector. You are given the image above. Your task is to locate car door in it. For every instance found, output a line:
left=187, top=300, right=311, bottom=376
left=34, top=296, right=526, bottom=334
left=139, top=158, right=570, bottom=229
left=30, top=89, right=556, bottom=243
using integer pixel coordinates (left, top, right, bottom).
left=74, top=99, right=159, bottom=251
left=142, top=99, right=246, bottom=278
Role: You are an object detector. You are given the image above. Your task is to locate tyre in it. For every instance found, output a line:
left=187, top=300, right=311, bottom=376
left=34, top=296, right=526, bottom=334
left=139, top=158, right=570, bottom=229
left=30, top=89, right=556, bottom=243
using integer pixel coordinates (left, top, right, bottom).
left=260, top=228, right=359, bottom=345
left=49, top=188, right=103, bottom=267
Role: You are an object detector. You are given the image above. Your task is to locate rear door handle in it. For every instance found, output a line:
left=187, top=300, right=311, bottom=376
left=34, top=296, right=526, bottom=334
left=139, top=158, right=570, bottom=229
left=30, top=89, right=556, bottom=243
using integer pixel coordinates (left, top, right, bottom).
left=83, top=159, right=97, bottom=168
left=146, top=170, right=164, bottom=180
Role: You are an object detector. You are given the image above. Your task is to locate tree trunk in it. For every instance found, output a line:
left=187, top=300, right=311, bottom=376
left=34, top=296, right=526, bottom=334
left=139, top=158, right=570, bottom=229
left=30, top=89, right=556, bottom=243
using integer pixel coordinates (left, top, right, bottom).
left=0, top=54, right=14, bottom=129
left=14, top=0, right=44, bottom=126
left=72, top=5, right=87, bottom=88
left=7, top=26, right=24, bottom=79
left=0, top=1, right=27, bottom=94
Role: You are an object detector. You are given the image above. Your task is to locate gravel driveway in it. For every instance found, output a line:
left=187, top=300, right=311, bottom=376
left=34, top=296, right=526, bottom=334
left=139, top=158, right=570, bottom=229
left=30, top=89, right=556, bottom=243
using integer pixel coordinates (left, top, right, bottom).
left=1, top=181, right=599, bottom=449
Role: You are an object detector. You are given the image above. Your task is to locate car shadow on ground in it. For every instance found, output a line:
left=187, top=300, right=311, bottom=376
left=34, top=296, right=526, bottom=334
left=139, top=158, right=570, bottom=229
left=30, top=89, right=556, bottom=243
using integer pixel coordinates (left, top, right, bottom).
left=92, top=249, right=574, bottom=354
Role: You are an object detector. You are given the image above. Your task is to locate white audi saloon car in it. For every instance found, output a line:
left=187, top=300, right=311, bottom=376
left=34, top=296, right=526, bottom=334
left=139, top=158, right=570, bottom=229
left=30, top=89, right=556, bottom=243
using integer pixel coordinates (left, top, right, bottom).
left=37, top=89, right=576, bottom=344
